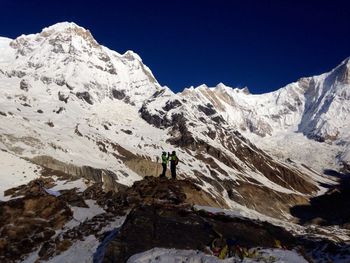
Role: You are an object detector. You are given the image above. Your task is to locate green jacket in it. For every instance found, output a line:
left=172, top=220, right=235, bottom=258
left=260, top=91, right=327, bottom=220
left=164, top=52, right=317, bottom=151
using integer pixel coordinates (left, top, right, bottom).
left=162, top=154, right=168, bottom=165
left=170, top=154, right=178, bottom=165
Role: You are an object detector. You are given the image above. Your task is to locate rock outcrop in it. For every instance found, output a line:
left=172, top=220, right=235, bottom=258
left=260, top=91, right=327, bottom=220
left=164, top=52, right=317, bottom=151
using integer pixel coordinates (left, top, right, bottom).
left=99, top=177, right=350, bottom=263
left=0, top=180, right=72, bottom=262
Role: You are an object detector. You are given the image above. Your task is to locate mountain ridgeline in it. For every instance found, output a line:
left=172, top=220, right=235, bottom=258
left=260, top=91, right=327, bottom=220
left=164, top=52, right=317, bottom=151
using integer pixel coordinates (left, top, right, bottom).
left=1, top=22, right=350, bottom=263
left=0, top=22, right=349, bottom=218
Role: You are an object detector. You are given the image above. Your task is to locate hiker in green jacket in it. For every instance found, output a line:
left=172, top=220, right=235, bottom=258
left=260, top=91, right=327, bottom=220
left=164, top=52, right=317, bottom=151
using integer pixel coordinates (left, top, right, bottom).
left=170, top=151, right=179, bottom=179
left=160, top=151, right=168, bottom=178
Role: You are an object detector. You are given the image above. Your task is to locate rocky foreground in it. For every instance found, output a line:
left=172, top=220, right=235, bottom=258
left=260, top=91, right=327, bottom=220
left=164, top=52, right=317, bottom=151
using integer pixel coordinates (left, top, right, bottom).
left=0, top=174, right=349, bottom=262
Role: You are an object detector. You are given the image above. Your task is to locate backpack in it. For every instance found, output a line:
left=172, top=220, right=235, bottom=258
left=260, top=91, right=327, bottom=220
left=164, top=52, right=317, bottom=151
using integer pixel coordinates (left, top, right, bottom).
left=174, top=156, right=179, bottom=165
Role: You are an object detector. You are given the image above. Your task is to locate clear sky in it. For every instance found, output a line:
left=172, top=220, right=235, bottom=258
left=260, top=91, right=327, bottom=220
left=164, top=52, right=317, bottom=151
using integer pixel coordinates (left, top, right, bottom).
left=1, top=0, right=349, bottom=93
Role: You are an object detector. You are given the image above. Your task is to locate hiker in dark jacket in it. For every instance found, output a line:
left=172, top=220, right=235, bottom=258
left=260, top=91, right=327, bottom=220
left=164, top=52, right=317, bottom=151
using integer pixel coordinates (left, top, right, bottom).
left=160, top=151, right=168, bottom=178
left=169, top=151, right=179, bottom=179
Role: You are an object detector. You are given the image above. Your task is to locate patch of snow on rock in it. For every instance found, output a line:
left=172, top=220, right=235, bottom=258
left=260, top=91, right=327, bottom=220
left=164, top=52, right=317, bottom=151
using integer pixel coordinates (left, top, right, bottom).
left=0, top=150, right=40, bottom=200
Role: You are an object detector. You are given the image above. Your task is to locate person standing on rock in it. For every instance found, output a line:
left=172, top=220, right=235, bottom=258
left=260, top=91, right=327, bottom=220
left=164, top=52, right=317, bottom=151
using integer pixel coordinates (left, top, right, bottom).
left=170, top=151, right=179, bottom=179
left=160, top=151, right=169, bottom=178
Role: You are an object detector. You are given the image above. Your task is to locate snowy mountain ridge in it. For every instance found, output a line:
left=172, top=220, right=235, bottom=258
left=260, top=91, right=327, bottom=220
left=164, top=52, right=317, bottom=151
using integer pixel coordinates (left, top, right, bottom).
left=0, top=22, right=347, bottom=214
left=173, top=57, right=350, bottom=171
left=180, top=56, right=350, bottom=141
left=0, top=22, right=350, bottom=263
left=0, top=22, right=163, bottom=107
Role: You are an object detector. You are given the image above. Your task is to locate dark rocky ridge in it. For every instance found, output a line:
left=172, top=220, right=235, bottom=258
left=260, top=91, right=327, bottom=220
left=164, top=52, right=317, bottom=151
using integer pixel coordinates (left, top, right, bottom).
left=76, top=91, right=93, bottom=105
left=198, top=103, right=217, bottom=116
left=166, top=120, right=317, bottom=218
left=103, top=205, right=297, bottom=263
left=0, top=175, right=349, bottom=262
left=112, top=89, right=126, bottom=100
left=291, top=175, right=350, bottom=227
left=100, top=177, right=350, bottom=263
left=137, top=91, right=320, bottom=219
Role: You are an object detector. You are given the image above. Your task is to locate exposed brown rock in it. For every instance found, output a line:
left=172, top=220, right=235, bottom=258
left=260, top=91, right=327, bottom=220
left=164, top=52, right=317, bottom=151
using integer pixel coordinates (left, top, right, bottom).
left=102, top=205, right=297, bottom=263
left=31, top=155, right=120, bottom=191
left=182, top=180, right=229, bottom=208
left=0, top=193, right=72, bottom=262
left=4, top=178, right=55, bottom=198
left=229, top=180, right=309, bottom=219
left=59, top=188, right=88, bottom=207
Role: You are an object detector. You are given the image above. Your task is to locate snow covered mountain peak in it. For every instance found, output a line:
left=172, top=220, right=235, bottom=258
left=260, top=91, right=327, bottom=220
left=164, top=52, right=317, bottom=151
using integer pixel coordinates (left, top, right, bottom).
left=41, top=21, right=99, bottom=47
left=122, top=50, right=143, bottom=62
left=338, top=56, right=350, bottom=68
left=42, top=21, right=84, bottom=32
left=215, top=82, right=227, bottom=89
left=216, top=83, right=250, bottom=95
left=195, top=84, right=209, bottom=90
left=191, top=82, right=250, bottom=95
left=8, top=22, right=99, bottom=59
left=0, top=22, right=162, bottom=106
left=330, top=56, right=350, bottom=84
left=175, top=56, right=350, bottom=170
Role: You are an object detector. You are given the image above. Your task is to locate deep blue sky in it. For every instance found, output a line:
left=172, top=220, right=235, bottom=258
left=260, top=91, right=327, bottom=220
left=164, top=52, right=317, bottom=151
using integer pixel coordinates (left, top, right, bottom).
left=1, top=0, right=349, bottom=93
